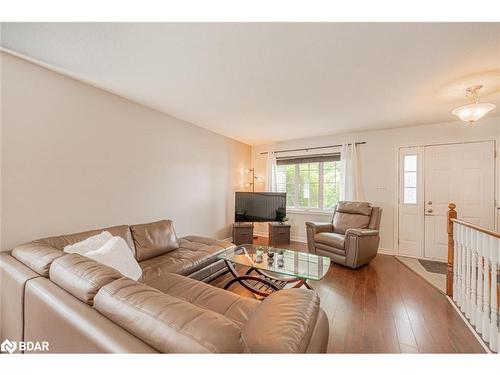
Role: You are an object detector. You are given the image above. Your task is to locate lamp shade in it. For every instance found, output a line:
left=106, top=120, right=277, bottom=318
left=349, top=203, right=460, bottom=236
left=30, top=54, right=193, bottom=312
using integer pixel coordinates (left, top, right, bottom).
left=452, top=102, right=496, bottom=123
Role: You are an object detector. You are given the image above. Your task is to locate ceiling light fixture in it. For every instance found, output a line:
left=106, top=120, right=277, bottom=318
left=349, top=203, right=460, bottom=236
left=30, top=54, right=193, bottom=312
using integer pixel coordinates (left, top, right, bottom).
left=451, top=85, right=496, bottom=125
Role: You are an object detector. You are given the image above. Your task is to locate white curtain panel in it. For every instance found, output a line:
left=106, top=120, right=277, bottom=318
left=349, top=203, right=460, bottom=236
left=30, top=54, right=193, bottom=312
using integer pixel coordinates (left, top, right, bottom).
left=340, top=141, right=365, bottom=201
left=266, top=151, right=278, bottom=192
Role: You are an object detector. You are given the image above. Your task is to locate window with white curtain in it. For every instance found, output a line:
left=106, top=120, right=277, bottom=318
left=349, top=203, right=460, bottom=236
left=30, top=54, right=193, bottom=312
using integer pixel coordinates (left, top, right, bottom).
left=276, top=154, right=341, bottom=211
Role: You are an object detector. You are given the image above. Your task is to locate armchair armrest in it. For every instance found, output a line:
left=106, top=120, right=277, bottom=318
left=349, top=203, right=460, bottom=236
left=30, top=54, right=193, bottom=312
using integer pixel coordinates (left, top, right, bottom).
left=345, top=229, right=379, bottom=237
left=305, top=221, right=333, bottom=234
left=344, top=228, right=380, bottom=269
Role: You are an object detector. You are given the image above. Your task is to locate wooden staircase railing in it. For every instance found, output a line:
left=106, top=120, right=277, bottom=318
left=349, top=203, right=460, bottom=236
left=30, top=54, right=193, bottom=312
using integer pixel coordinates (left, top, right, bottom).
left=447, top=203, right=499, bottom=353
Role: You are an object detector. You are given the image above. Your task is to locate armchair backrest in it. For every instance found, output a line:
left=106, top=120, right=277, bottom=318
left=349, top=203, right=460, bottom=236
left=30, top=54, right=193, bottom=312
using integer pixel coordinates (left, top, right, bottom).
left=332, top=201, right=381, bottom=235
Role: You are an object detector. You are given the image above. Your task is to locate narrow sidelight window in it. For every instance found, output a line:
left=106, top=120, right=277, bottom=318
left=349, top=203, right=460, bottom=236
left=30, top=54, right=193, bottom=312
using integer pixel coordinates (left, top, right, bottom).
left=403, top=154, right=417, bottom=204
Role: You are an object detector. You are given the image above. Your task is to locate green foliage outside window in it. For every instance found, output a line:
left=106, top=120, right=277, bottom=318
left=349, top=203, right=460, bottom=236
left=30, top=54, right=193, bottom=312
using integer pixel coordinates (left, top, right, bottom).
left=276, top=160, right=341, bottom=210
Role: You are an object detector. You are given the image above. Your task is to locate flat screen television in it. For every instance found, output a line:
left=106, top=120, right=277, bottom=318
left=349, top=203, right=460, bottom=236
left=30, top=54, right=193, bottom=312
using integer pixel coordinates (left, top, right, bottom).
left=235, top=192, right=286, bottom=223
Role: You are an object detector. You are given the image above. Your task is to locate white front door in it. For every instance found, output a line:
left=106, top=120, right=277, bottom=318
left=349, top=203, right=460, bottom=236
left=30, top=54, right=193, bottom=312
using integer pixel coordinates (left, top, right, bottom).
left=398, top=141, right=495, bottom=261
left=423, top=141, right=495, bottom=260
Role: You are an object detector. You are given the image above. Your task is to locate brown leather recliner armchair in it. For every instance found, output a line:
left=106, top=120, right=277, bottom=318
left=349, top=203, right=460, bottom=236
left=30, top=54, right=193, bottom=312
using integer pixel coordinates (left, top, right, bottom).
left=306, top=201, right=382, bottom=269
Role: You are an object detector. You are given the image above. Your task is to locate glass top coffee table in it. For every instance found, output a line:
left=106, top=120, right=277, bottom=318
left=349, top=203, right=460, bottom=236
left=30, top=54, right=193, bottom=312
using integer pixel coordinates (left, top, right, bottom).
left=218, top=244, right=330, bottom=297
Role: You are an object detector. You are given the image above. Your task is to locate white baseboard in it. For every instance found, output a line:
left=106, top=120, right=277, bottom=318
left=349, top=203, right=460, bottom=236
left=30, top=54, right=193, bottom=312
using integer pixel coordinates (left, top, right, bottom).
left=291, top=236, right=307, bottom=243
left=378, top=248, right=394, bottom=255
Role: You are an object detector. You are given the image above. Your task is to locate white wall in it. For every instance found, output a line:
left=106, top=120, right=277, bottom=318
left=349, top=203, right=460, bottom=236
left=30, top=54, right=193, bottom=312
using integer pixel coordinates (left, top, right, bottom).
left=0, top=52, right=251, bottom=250
left=252, top=117, right=500, bottom=253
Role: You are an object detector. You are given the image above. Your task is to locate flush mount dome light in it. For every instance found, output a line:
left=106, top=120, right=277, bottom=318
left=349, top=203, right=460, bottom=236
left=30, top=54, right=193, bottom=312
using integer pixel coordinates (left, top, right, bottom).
left=452, top=85, right=496, bottom=124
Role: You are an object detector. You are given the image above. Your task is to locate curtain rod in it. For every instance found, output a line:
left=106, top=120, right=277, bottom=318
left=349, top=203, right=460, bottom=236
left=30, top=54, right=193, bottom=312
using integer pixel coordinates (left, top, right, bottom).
left=259, top=142, right=366, bottom=155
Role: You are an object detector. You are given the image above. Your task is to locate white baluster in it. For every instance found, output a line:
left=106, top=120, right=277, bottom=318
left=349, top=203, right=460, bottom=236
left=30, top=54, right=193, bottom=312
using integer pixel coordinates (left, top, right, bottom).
left=489, top=236, right=498, bottom=352
left=465, top=227, right=472, bottom=319
left=470, top=230, right=478, bottom=325
left=453, top=222, right=459, bottom=302
left=457, top=225, right=465, bottom=307
left=454, top=224, right=462, bottom=307
left=475, top=233, right=485, bottom=334
left=482, top=235, right=491, bottom=343
left=462, top=227, right=471, bottom=317
left=459, top=227, right=465, bottom=310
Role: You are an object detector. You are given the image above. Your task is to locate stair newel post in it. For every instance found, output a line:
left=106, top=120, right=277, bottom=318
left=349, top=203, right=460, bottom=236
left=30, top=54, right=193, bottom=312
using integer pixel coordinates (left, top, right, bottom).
left=447, top=203, right=457, bottom=297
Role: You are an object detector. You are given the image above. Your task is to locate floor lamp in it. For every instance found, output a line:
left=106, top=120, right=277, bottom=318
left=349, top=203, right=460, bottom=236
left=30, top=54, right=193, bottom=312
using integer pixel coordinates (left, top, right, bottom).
left=244, top=168, right=262, bottom=191
left=244, top=168, right=262, bottom=239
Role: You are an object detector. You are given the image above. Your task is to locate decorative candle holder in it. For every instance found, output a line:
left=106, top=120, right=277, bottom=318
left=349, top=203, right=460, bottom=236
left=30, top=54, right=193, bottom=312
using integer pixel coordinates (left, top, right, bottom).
left=255, top=247, right=264, bottom=263
left=267, top=251, right=275, bottom=266
left=277, top=250, right=284, bottom=267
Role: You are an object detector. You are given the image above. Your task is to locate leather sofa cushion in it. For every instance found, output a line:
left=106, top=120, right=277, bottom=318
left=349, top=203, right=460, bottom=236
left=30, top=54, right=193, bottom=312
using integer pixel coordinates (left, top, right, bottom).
left=144, top=272, right=260, bottom=327
left=11, top=226, right=137, bottom=277
left=333, top=212, right=370, bottom=235
left=12, top=242, right=64, bottom=277
left=34, top=225, right=135, bottom=255
left=94, top=278, right=245, bottom=353
left=333, top=201, right=372, bottom=235
left=11, top=226, right=135, bottom=277
left=315, top=243, right=346, bottom=256
left=336, top=201, right=372, bottom=216
left=130, top=220, right=179, bottom=261
left=49, top=254, right=123, bottom=305
left=242, top=289, right=320, bottom=353
left=138, top=237, right=231, bottom=280
left=314, top=232, right=345, bottom=249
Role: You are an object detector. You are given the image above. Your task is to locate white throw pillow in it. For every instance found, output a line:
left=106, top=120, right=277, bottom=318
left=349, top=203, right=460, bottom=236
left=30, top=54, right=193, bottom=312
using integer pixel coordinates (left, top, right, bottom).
left=84, top=236, right=143, bottom=281
left=64, top=231, right=113, bottom=254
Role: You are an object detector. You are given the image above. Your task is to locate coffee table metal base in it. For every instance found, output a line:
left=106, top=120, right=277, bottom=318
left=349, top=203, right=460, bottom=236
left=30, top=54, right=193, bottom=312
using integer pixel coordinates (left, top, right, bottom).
left=222, top=260, right=312, bottom=297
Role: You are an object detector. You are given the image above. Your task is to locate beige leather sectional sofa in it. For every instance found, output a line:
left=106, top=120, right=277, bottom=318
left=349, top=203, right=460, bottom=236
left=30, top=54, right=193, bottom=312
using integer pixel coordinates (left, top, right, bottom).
left=0, top=219, right=329, bottom=353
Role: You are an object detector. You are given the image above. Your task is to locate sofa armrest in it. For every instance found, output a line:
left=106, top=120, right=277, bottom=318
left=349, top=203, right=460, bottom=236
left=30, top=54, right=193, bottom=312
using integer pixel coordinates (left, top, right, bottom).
left=305, top=221, right=333, bottom=234
left=345, top=229, right=379, bottom=237
left=242, top=289, right=327, bottom=353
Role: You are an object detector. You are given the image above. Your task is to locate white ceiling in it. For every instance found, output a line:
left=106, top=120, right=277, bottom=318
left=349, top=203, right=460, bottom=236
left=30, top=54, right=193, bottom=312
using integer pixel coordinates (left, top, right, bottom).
left=2, top=23, right=499, bottom=145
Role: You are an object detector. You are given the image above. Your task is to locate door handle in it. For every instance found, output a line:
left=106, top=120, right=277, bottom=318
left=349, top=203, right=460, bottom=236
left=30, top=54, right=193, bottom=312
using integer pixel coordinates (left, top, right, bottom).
left=427, top=201, right=432, bottom=205
left=427, top=208, right=433, bottom=213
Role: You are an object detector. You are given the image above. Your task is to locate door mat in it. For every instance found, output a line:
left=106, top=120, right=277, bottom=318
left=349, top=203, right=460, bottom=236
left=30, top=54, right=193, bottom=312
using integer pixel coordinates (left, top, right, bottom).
left=418, top=259, right=447, bottom=275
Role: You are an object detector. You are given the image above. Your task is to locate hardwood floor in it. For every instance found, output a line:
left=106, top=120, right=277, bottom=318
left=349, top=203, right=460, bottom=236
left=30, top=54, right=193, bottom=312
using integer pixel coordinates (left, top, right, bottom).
left=210, top=238, right=485, bottom=353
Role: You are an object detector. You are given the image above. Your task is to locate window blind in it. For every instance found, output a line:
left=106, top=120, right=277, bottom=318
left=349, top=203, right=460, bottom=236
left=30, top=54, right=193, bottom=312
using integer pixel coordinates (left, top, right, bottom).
left=276, top=152, right=340, bottom=165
